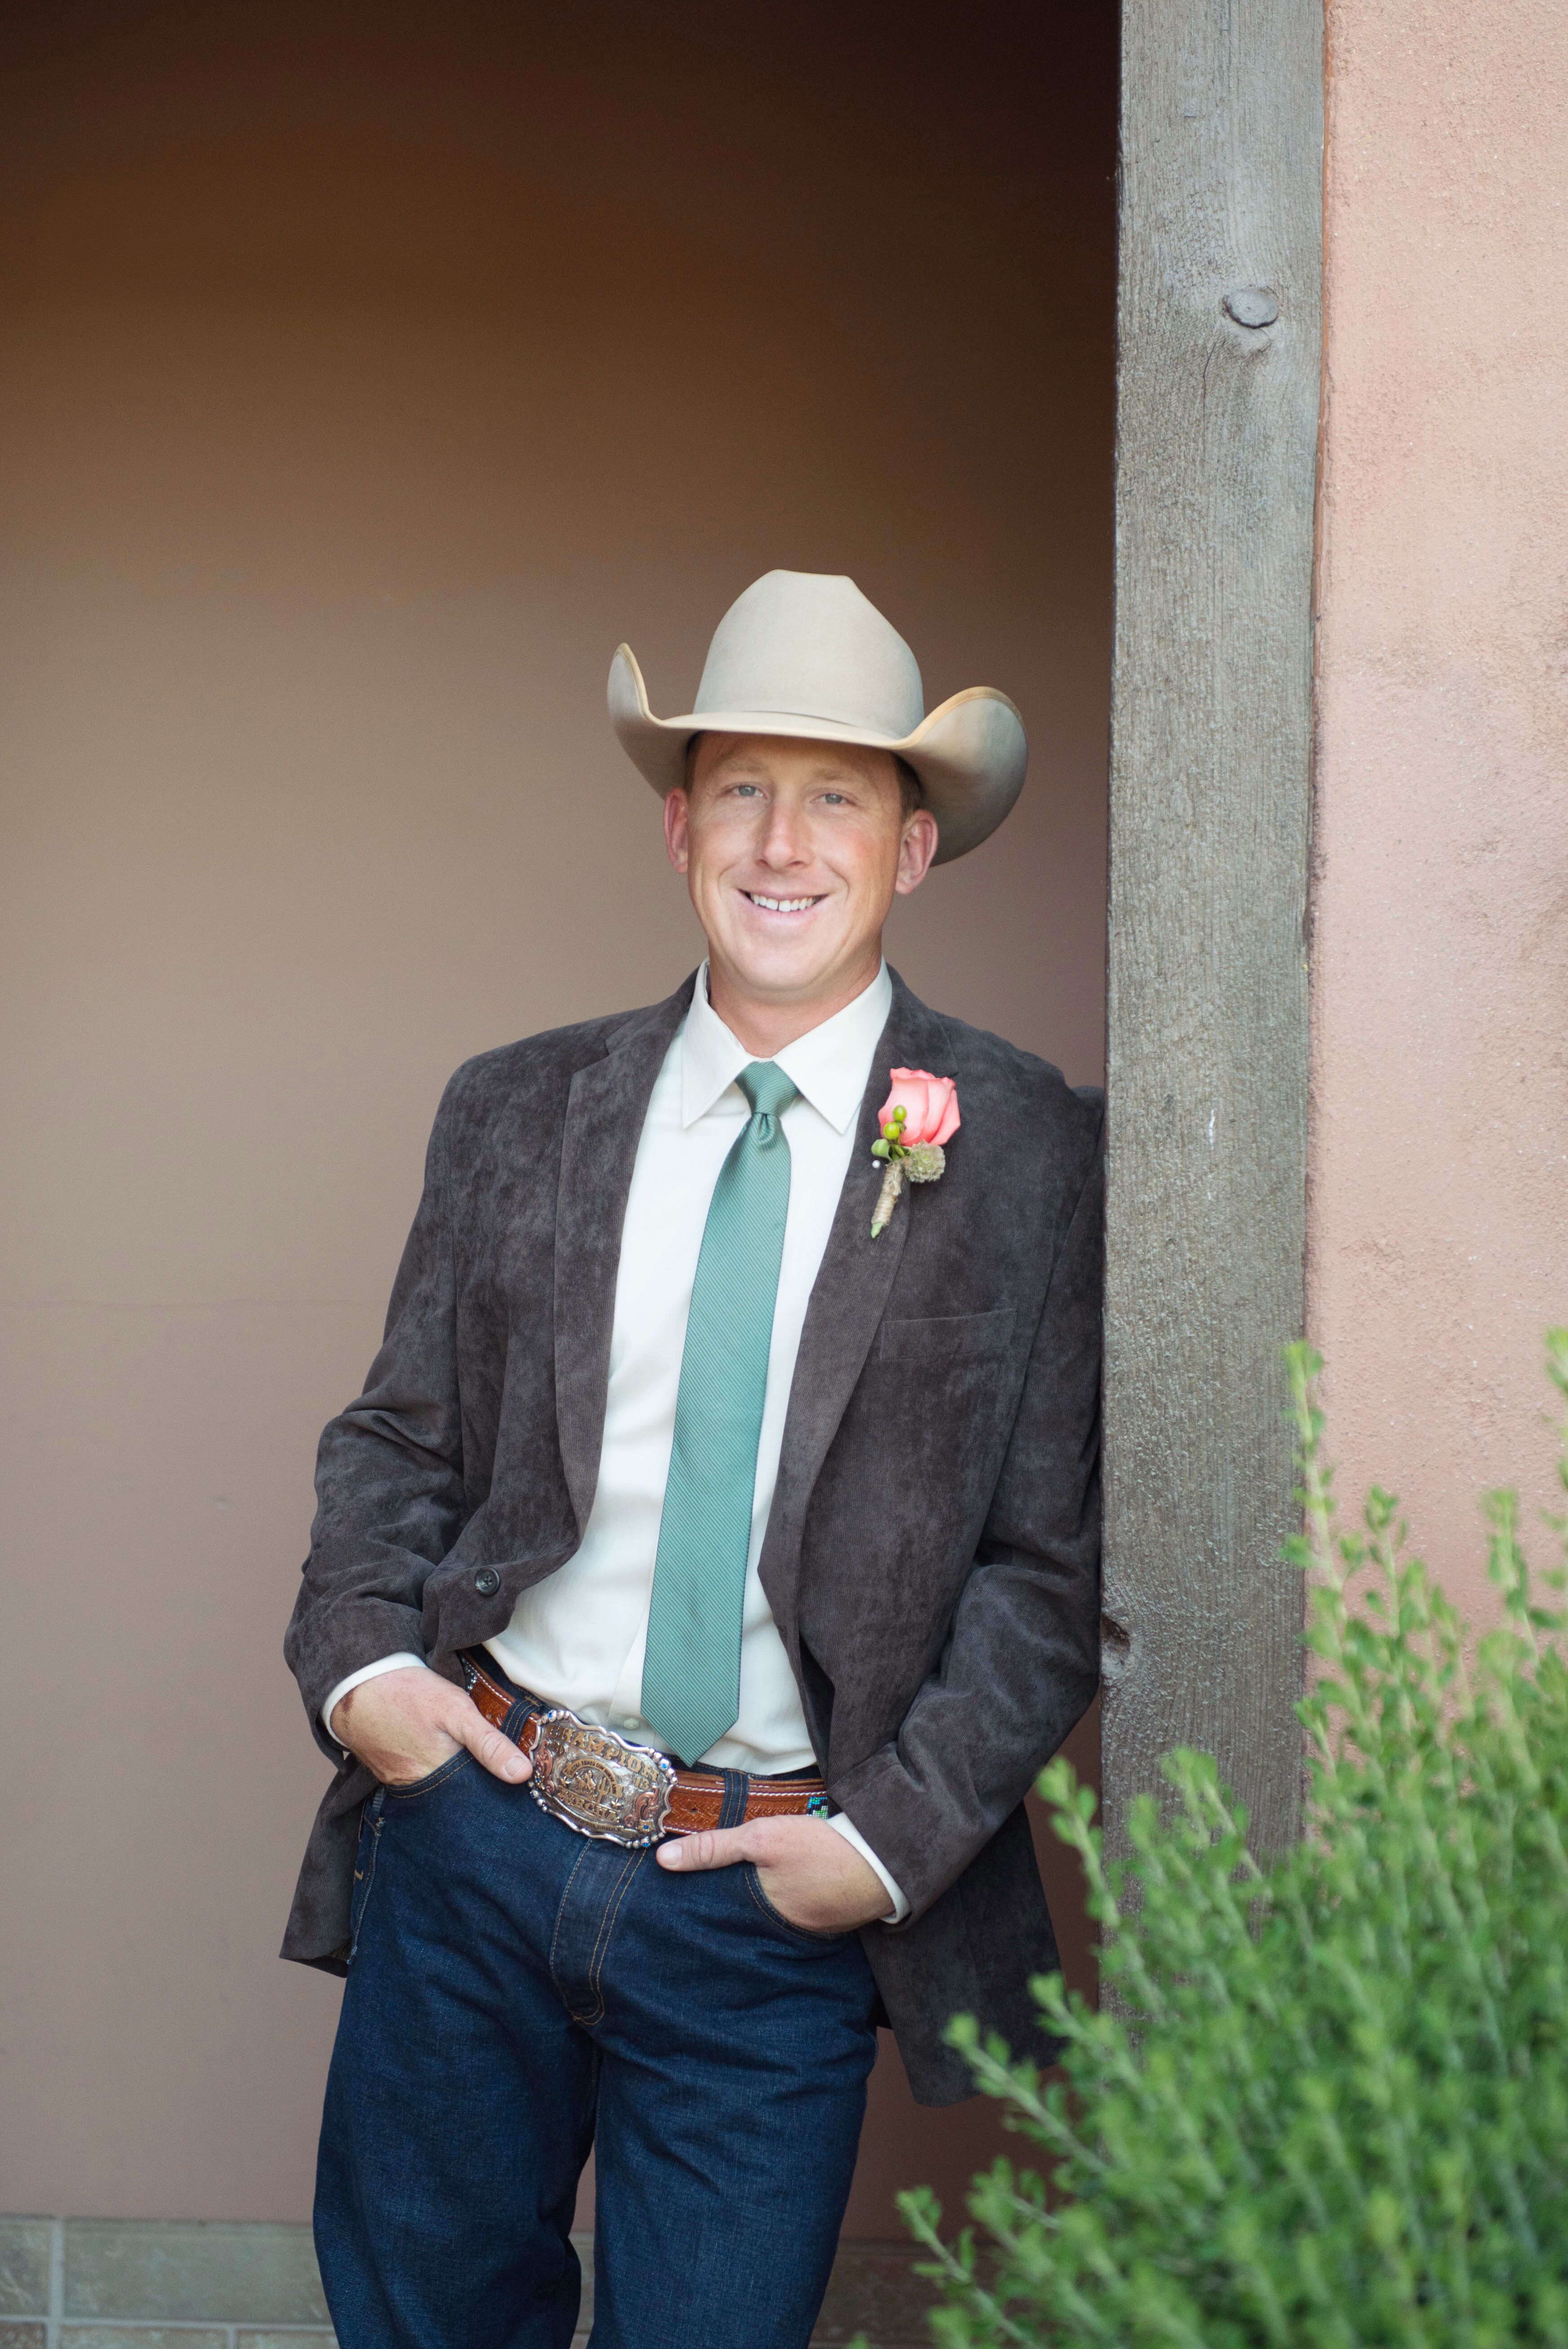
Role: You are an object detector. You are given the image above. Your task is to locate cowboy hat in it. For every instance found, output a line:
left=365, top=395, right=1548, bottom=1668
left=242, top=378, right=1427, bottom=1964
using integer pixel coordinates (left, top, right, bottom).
left=607, top=570, right=1027, bottom=865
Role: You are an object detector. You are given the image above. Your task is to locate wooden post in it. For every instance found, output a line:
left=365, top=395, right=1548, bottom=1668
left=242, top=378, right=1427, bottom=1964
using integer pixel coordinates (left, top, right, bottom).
left=1103, top=0, right=1323, bottom=1855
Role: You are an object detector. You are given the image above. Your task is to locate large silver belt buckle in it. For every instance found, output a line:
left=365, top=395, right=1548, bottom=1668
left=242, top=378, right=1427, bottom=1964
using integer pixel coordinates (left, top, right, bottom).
left=527, top=1709, right=676, bottom=1847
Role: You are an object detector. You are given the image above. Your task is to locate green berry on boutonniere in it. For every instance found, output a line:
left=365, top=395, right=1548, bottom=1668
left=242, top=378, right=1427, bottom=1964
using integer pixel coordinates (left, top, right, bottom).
left=870, top=1071, right=960, bottom=1236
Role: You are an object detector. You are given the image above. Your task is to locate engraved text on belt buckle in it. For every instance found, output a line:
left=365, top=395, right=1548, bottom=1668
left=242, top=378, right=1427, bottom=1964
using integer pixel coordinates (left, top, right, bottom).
left=527, top=1709, right=676, bottom=1847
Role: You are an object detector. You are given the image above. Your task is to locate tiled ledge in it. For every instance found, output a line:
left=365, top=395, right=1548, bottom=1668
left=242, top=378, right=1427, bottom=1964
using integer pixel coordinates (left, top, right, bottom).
left=0, top=2218, right=938, bottom=2348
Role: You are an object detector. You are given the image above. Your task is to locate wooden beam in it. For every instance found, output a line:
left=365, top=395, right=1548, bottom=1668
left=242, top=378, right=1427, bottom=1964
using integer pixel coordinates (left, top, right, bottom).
left=1103, top=0, right=1322, bottom=1855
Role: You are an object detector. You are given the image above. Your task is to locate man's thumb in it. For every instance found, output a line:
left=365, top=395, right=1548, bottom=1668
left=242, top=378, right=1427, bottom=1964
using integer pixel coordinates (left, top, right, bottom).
left=657, top=1827, right=740, bottom=1871
left=456, top=1705, right=531, bottom=1783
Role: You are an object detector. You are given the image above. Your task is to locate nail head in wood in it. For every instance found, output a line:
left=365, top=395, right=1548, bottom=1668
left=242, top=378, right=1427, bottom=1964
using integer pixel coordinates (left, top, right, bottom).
left=1223, top=286, right=1280, bottom=329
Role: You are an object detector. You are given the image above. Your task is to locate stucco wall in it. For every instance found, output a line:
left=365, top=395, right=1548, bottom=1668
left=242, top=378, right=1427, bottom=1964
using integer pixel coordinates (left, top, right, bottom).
left=0, top=1, right=1115, bottom=2231
left=1311, top=0, right=1568, bottom=1618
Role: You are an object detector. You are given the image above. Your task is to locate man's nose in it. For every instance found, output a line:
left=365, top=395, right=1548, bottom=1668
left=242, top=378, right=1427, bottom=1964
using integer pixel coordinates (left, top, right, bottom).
left=756, top=801, right=808, bottom=865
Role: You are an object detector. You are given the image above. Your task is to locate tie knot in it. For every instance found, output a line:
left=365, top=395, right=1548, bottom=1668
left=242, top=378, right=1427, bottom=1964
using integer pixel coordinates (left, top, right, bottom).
left=737, top=1061, right=798, bottom=1123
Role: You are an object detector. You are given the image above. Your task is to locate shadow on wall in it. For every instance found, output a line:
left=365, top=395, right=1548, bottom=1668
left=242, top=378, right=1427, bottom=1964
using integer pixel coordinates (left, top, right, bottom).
left=0, top=0, right=1116, bottom=2233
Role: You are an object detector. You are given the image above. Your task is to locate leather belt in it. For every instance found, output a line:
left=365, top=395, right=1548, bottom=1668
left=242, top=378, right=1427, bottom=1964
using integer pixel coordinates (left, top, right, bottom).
left=461, top=1651, right=829, bottom=1848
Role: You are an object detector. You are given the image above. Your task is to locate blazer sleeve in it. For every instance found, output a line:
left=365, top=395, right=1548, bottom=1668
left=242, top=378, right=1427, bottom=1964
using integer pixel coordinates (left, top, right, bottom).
left=826, top=1101, right=1104, bottom=1923
left=284, top=1069, right=471, bottom=1751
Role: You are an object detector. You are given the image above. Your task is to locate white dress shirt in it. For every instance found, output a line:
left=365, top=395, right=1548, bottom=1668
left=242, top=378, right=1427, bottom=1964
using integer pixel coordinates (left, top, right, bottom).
left=324, top=962, right=908, bottom=1920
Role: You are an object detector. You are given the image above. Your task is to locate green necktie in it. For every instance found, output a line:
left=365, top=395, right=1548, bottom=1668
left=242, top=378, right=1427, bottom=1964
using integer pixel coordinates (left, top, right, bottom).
left=640, top=1060, right=799, bottom=1765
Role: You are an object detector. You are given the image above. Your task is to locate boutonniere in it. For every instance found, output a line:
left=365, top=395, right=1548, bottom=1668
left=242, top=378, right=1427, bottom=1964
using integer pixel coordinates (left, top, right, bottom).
left=870, top=1069, right=961, bottom=1236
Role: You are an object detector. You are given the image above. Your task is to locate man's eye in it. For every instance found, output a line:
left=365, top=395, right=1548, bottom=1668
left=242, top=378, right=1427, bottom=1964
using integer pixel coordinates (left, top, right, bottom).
left=733, top=783, right=761, bottom=798
left=821, top=791, right=848, bottom=806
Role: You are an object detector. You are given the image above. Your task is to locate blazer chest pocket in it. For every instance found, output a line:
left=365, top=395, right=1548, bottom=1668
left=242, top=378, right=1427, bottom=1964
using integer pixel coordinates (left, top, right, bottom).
left=871, top=1306, right=1014, bottom=1371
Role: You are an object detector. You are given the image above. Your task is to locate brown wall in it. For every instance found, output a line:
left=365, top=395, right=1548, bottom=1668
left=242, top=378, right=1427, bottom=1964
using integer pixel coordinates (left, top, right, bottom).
left=1310, top=0, right=1568, bottom=1626
left=0, top=2, right=1115, bottom=2229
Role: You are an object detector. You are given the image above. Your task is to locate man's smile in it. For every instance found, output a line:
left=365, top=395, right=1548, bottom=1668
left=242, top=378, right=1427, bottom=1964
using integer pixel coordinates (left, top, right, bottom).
left=742, top=890, right=827, bottom=917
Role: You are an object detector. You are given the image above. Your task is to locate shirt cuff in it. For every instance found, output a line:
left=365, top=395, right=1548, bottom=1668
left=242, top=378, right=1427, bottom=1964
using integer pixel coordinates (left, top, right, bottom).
left=322, top=1652, right=429, bottom=1745
left=826, top=1811, right=911, bottom=1924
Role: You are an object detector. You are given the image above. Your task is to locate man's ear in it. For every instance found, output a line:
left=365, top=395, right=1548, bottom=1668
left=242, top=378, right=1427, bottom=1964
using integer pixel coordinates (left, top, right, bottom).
left=664, top=786, right=691, bottom=874
left=894, top=807, right=939, bottom=895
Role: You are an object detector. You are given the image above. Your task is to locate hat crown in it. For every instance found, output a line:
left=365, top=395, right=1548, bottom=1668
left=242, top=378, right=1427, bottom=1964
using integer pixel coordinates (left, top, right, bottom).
left=693, top=571, right=925, bottom=741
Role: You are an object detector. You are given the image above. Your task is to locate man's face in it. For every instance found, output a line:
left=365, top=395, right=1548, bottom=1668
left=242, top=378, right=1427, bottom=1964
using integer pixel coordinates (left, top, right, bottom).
left=664, top=733, right=938, bottom=1009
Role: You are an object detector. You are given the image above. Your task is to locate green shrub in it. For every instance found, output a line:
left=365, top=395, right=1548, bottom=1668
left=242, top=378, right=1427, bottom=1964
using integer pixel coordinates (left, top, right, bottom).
left=897, top=1341, right=1568, bottom=2347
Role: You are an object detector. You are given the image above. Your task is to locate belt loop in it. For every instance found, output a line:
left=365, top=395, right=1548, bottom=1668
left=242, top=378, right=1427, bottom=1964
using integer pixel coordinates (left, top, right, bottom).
left=716, top=1769, right=751, bottom=1831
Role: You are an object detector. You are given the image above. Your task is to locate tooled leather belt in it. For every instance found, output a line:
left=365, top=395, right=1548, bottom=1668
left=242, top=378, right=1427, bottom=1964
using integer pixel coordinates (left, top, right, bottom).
left=461, top=1649, right=830, bottom=1849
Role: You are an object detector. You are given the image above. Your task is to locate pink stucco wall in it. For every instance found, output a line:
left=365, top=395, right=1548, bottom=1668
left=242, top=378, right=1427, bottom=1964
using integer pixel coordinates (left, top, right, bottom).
left=1310, top=0, right=1568, bottom=1624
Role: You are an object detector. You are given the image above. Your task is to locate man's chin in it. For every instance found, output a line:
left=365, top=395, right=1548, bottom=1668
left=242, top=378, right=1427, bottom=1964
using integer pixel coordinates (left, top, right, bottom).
left=712, top=937, right=856, bottom=1005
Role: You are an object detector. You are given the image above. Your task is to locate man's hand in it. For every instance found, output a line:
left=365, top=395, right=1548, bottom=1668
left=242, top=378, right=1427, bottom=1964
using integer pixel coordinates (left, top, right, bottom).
left=656, top=1814, right=893, bottom=1932
left=330, top=1666, right=532, bottom=1790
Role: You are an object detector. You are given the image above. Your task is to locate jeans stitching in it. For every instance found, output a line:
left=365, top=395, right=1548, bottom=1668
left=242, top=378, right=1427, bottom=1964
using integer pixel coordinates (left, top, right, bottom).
left=384, top=1750, right=473, bottom=1802
left=577, top=1849, right=644, bottom=2025
left=717, top=1768, right=750, bottom=1830
left=744, top=1863, right=848, bottom=1944
left=548, top=1838, right=599, bottom=2006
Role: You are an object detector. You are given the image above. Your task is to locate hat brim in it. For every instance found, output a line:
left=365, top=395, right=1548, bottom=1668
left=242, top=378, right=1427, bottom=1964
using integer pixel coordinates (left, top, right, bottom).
left=608, top=645, right=1027, bottom=865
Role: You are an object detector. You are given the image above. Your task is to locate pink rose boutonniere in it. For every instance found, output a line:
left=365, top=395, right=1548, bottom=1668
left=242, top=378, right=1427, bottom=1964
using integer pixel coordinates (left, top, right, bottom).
left=870, top=1068, right=960, bottom=1237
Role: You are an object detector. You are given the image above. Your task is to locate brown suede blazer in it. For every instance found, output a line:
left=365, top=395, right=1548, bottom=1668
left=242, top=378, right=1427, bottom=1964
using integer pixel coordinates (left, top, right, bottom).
left=283, top=968, right=1102, bottom=2104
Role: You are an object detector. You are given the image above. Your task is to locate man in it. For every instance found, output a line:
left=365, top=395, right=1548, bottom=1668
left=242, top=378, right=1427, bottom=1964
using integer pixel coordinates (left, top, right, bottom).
left=283, top=570, right=1103, bottom=2349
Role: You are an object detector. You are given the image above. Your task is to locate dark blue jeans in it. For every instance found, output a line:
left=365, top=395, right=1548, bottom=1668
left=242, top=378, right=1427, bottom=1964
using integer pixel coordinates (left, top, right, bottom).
left=315, top=1725, right=881, bottom=2349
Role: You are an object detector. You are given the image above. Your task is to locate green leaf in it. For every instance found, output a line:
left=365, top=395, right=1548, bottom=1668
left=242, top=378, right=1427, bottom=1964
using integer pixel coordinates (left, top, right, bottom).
left=900, top=1337, right=1568, bottom=2349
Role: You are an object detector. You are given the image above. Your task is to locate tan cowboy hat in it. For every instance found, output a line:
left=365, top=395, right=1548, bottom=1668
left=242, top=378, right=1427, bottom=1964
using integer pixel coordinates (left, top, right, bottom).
left=607, top=570, right=1027, bottom=865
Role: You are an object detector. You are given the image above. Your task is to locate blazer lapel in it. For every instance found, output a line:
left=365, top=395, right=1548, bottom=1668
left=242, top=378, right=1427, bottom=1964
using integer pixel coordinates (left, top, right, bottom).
left=758, top=971, right=956, bottom=1643
left=554, top=976, right=696, bottom=1539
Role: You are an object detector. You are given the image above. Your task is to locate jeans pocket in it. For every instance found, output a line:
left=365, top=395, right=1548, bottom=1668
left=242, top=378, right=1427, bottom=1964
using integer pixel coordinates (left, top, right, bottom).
left=383, top=1750, right=473, bottom=1802
left=742, top=1862, right=850, bottom=1944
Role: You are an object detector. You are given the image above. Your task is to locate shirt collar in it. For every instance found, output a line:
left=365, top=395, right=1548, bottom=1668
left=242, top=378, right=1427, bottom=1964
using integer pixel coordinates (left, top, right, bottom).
left=680, top=962, right=893, bottom=1135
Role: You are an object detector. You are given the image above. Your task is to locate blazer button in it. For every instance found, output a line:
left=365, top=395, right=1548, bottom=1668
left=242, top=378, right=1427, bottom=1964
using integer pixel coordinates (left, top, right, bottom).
left=473, top=1567, right=501, bottom=1596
